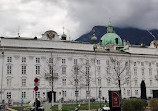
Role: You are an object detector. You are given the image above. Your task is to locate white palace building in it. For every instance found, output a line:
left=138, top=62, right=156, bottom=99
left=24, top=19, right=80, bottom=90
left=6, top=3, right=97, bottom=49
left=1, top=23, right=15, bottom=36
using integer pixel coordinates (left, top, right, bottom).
left=0, top=22, right=158, bottom=103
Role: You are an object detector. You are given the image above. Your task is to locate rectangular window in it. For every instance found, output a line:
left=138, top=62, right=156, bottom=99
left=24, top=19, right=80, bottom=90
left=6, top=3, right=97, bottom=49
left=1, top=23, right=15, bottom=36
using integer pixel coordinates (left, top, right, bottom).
left=134, top=80, right=138, bottom=86
left=36, top=57, right=40, bottom=63
left=97, top=66, right=101, bottom=74
left=7, top=78, right=11, bottom=87
left=22, top=79, right=26, bottom=87
left=74, top=59, right=77, bottom=65
left=107, top=78, right=110, bottom=85
left=75, top=90, right=79, bottom=97
left=86, top=67, right=90, bottom=75
left=127, top=90, right=130, bottom=96
left=141, top=62, right=144, bottom=66
left=126, top=67, right=129, bottom=75
left=107, top=67, right=110, bottom=75
left=149, top=68, right=152, bottom=75
left=49, top=78, right=52, bottom=86
left=62, top=90, right=66, bottom=97
left=97, top=60, right=100, bottom=65
left=134, top=62, right=136, bottom=66
left=134, top=68, right=137, bottom=76
left=22, top=57, right=26, bottom=63
left=7, top=57, right=12, bottom=62
left=49, top=58, right=53, bottom=63
left=142, top=68, right=144, bottom=75
left=7, top=92, right=11, bottom=98
left=7, top=65, right=12, bottom=74
left=22, top=92, right=26, bottom=98
left=150, top=80, right=152, bottom=86
left=35, top=92, right=40, bottom=98
left=74, top=79, right=78, bottom=86
left=62, top=59, right=66, bottom=64
left=106, top=60, right=109, bottom=65
left=36, top=66, right=40, bottom=74
left=62, top=79, right=66, bottom=86
left=49, top=65, right=53, bottom=74
left=98, top=78, right=101, bottom=86
left=126, top=79, right=129, bottom=86
left=86, top=59, right=89, bottom=65
left=74, top=67, right=78, bottom=75
left=22, top=66, right=26, bottom=74
left=62, top=67, right=66, bottom=75
left=135, top=90, right=138, bottom=95
left=149, top=62, right=151, bottom=67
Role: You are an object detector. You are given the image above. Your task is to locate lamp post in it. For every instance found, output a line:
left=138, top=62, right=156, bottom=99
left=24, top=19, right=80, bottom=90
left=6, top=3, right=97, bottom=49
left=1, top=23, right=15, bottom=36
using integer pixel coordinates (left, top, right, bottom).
left=99, top=87, right=101, bottom=111
left=50, top=53, right=54, bottom=106
left=1, top=50, right=4, bottom=102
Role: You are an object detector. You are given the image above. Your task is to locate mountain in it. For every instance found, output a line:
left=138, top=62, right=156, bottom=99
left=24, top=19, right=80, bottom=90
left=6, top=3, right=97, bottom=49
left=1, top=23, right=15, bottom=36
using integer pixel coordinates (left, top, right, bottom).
left=76, top=26, right=158, bottom=46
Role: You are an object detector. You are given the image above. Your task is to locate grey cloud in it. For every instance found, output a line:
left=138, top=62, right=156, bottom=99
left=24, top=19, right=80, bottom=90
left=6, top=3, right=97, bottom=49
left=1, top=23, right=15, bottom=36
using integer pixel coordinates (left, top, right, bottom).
left=0, top=0, right=158, bottom=39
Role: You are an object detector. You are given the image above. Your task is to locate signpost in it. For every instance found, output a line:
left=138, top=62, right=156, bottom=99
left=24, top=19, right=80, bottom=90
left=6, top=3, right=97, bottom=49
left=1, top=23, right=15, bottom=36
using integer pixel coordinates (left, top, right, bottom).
left=34, top=78, right=39, bottom=91
left=34, top=78, right=39, bottom=111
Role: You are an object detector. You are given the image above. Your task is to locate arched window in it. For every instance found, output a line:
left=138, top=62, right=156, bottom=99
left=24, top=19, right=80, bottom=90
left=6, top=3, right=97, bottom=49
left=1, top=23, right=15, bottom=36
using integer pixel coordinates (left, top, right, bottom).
left=115, top=38, right=118, bottom=44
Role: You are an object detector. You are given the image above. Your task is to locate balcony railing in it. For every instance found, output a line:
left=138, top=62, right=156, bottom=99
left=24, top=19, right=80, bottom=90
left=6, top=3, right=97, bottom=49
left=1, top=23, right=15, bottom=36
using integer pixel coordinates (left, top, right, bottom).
left=45, top=73, right=58, bottom=79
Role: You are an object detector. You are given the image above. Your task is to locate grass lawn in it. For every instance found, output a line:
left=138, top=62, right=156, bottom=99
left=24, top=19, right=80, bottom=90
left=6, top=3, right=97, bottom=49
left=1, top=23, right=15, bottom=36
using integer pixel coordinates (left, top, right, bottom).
left=11, top=102, right=108, bottom=111
left=10, top=106, right=29, bottom=111
left=52, top=103, right=108, bottom=111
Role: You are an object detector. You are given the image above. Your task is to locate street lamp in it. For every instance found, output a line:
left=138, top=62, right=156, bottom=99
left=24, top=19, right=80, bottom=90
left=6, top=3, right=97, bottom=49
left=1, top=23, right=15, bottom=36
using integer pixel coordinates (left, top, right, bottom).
left=1, top=50, right=4, bottom=102
left=99, top=87, right=101, bottom=110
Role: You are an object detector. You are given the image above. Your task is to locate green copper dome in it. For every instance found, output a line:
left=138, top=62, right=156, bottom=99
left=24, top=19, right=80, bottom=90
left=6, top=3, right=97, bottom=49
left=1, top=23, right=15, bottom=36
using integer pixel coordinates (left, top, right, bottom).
left=101, top=33, right=122, bottom=46
left=61, top=33, right=67, bottom=38
left=91, top=35, right=97, bottom=41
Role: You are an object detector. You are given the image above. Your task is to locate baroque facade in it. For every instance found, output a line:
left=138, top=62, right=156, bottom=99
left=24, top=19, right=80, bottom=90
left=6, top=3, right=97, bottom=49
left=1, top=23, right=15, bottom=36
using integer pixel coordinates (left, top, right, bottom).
left=0, top=23, right=158, bottom=103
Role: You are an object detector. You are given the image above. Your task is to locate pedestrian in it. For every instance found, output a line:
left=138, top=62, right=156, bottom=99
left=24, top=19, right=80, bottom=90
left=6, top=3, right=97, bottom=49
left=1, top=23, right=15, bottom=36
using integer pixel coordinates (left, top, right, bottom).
left=21, top=99, right=24, bottom=106
left=34, top=98, right=40, bottom=110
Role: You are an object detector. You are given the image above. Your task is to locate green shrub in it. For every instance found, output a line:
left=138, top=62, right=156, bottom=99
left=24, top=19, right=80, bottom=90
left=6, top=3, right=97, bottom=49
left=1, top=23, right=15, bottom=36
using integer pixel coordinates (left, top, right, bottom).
left=149, top=98, right=158, bottom=111
left=122, top=99, right=146, bottom=111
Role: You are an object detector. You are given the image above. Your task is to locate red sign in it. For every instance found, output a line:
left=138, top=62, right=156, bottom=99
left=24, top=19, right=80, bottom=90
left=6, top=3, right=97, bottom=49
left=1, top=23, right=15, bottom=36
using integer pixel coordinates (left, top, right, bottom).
left=112, top=92, right=120, bottom=107
left=34, top=86, right=38, bottom=91
left=34, top=78, right=39, bottom=83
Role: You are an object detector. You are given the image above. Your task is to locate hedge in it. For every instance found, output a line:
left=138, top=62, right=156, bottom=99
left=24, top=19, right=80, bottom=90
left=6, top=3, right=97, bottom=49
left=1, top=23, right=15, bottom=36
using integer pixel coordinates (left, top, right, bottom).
left=122, top=99, right=146, bottom=111
left=149, top=98, right=158, bottom=111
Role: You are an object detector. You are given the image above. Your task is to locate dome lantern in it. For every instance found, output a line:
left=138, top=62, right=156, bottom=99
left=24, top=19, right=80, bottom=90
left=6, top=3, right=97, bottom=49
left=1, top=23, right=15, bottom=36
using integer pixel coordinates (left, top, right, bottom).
left=61, top=27, right=67, bottom=40
left=100, top=22, right=122, bottom=46
left=107, top=21, right=114, bottom=33
left=91, top=34, right=97, bottom=42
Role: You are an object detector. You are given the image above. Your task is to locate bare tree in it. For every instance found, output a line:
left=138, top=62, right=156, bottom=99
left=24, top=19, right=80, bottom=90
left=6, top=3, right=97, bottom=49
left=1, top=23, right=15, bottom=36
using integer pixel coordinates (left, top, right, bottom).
left=106, top=56, right=130, bottom=96
left=69, top=63, right=84, bottom=103
left=68, top=57, right=95, bottom=110
left=41, top=53, right=61, bottom=106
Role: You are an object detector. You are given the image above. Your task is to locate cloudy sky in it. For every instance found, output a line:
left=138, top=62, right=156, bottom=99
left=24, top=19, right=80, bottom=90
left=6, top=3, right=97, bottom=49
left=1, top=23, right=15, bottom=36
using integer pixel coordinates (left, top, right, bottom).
left=0, top=0, right=158, bottom=40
